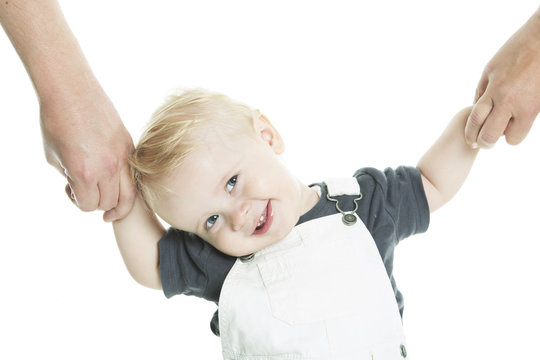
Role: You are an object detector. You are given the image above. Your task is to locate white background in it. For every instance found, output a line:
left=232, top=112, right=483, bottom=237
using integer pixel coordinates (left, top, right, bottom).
left=1, top=1, right=539, bottom=359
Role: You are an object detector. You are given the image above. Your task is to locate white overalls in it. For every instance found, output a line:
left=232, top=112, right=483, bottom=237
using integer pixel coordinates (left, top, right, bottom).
left=219, top=178, right=408, bottom=360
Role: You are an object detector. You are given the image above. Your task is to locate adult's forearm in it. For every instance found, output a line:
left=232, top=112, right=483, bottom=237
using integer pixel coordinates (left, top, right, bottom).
left=0, top=0, right=95, bottom=106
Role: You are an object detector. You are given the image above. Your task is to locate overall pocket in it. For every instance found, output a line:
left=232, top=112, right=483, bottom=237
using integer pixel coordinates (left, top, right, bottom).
left=257, top=236, right=365, bottom=325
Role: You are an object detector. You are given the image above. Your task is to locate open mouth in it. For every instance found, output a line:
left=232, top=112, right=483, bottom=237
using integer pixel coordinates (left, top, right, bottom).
left=253, top=200, right=273, bottom=235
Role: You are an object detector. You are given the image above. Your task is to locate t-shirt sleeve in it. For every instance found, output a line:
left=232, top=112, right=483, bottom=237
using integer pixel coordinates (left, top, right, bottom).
left=354, top=166, right=430, bottom=244
left=159, top=227, right=236, bottom=302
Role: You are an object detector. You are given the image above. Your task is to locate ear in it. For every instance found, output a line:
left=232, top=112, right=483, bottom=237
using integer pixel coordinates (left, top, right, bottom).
left=255, top=113, right=285, bottom=154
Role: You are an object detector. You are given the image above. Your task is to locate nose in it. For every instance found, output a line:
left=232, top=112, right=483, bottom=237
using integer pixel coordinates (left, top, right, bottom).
left=231, top=201, right=250, bottom=231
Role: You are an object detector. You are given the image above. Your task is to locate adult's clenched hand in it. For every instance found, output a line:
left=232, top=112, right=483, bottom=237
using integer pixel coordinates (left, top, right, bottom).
left=41, top=83, right=136, bottom=222
left=466, top=9, right=540, bottom=148
left=1, top=0, right=136, bottom=221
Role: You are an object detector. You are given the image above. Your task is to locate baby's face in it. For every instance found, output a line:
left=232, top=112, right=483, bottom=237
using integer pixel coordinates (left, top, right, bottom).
left=153, top=116, right=319, bottom=256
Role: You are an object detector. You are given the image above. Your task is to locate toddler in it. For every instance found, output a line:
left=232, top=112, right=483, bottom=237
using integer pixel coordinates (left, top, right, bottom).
left=113, top=89, right=479, bottom=359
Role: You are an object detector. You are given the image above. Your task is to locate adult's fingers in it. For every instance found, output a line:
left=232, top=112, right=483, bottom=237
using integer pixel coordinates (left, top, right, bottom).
left=477, top=105, right=513, bottom=148
left=103, top=165, right=137, bottom=222
left=465, top=96, right=493, bottom=148
left=65, top=183, right=76, bottom=204
left=67, top=174, right=100, bottom=211
left=474, top=73, right=489, bottom=103
left=504, top=114, right=536, bottom=145
left=96, top=171, right=120, bottom=212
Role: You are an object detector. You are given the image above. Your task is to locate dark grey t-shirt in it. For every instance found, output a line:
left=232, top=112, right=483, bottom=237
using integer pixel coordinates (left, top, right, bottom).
left=159, top=166, right=430, bottom=336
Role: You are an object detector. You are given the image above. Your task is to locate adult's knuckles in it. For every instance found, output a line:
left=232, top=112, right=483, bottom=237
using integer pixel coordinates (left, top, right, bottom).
left=102, top=155, right=121, bottom=177
left=70, top=163, right=96, bottom=185
left=491, top=83, right=517, bottom=107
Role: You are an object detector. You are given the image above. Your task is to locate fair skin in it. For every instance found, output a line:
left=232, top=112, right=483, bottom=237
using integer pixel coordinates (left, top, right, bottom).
left=153, top=115, right=320, bottom=257
left=0, top=0, right=135, bottom=221
left=2, top=2, right=535, bottom=220
left=2, top=2, right=536, bottom=218
left=466, top=7, right=540, bottom=149
left=113, top=107, right=479, bottom=290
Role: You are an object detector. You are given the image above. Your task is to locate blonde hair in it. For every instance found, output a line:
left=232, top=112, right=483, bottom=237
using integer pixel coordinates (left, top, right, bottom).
left=130, top=88, right=259, bottom=210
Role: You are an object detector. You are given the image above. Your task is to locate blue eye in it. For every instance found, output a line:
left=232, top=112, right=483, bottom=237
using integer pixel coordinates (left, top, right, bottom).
left=206, top=215, right=219, bottom=229
left=226, top=175, right=238, bottom=192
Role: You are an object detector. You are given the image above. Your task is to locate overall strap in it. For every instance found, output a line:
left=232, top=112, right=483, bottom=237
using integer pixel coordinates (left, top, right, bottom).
left=324, top=177, right=361, bottom=197
left=324, top=177, right=362, bottom=226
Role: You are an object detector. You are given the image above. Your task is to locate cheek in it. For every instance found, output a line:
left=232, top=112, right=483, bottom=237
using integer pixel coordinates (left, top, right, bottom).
left=251, top=163, right=290, bottom=194
left=154, top=203, right=197, bottom=234
left=211, top=232, right=243, bottom=257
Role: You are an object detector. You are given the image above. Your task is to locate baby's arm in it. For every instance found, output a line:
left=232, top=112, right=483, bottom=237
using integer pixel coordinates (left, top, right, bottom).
left=112, top=196, right=166, bottom=289
left=418, top=107, right=480, bottom=212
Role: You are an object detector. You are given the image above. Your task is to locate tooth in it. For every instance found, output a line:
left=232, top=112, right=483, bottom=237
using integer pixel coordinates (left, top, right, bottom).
left=257, top=214, right=266, bottom=228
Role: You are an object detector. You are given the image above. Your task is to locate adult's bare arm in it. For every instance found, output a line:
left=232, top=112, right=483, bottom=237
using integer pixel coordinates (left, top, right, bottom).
left=465, top=7, right=540, bottom=148
left=0, top=0, right=136, bottom=221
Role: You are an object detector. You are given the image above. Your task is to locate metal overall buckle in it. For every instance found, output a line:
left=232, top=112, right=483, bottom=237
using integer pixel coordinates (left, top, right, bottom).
left=326, top=191, right=363, bottom=226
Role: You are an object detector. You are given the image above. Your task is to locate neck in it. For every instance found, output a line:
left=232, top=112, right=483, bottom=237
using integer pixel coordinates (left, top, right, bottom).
left=298, top=181, right=320, bottom=216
